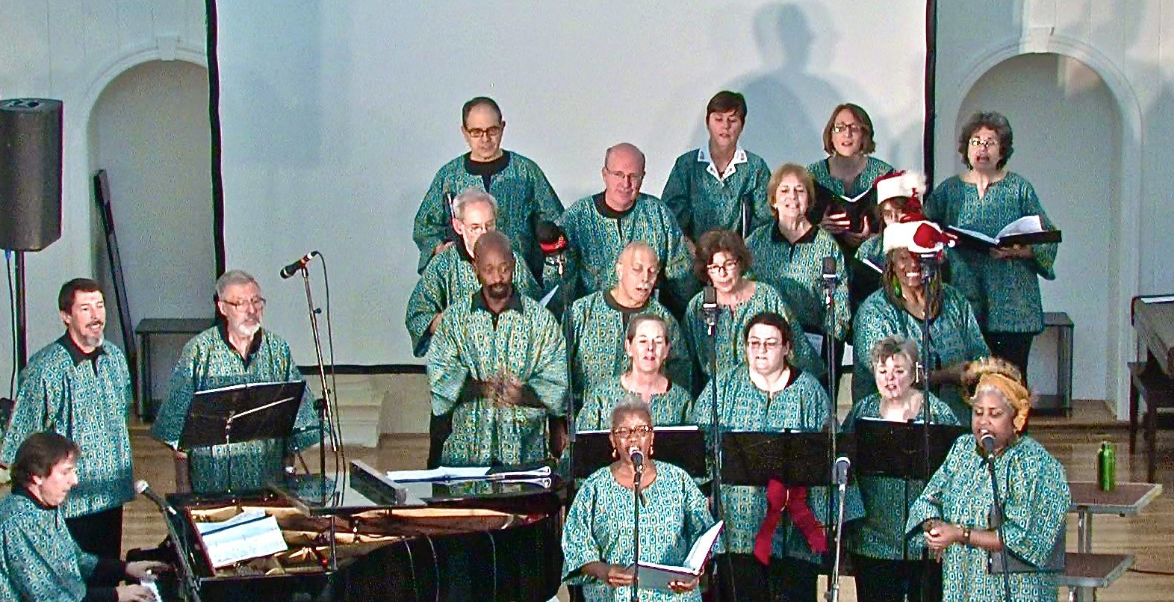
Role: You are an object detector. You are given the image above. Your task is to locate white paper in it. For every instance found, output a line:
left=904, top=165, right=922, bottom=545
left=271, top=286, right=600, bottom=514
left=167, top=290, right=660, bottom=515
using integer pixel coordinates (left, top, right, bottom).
left=996, top=214, right=1045, bottom=238
left=385, top=466, right=491, bottom=482
left=860, top=257, right=883, bottom=274
left=805, top=332, right=824, bottom=356
left=195, top=510, right=288, bottom=568
left=628, top=521, right=724, bottom=591
left=947, top=225, right=998, bottom=245
left=539, top=284, right=559, bottom=308
left=1140, top=295, right=1174, bottom=304
left=842, top=343, right=854, bottom=366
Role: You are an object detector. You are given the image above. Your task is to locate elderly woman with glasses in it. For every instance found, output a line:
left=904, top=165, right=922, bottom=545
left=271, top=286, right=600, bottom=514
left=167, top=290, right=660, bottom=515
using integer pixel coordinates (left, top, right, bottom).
left=907, top=358, right=1070, bottom=602
left=924, top=111, right=1059, bottom=380
left=689, top=312, right=859, bottom=602
left=842, top=336, right=961, bottom=602
left=683, top=229, right=823, bottom=389
left=562, top=398, right=715, bottom=601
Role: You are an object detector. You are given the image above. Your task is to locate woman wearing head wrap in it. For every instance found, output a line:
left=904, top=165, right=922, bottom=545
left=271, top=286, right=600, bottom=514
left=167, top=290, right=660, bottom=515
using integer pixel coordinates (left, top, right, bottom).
left=906, top=358, right=1071, bottom=602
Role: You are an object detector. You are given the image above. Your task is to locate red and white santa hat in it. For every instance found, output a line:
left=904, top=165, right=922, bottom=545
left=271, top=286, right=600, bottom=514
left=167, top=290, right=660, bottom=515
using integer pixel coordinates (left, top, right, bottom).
left=883, top=219, right=957, bottom=255
left=875, top=170, right=927, bottom=209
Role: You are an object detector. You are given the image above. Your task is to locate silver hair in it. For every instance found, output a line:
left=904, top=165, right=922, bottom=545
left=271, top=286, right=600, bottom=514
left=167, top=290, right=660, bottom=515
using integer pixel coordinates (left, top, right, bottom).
left=451, top=188, right=498, bottom=220
left=869, top=335, right=920, bottom=368
left=215, top=269, right=259, bottom=297
left=610, top=394, right=653, bottom=429
left=603, top=143, right=646, bottom=170
left=973, top=384, right=1015, bottom=411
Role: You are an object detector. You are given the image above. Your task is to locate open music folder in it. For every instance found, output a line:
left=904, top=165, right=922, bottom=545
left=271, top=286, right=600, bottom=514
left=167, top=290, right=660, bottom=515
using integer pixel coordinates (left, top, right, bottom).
left=627, top=521, right=724, bottom=591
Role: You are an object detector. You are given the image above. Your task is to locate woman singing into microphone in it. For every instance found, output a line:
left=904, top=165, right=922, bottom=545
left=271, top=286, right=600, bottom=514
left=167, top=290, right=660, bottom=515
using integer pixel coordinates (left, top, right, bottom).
left=562, top=398, right=715, bottom=602
left=906, top=358, right=1070, bottom=602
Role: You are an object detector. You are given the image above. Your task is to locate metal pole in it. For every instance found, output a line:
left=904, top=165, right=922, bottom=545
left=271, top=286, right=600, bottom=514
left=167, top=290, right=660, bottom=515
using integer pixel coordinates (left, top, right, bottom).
left=14, top=251, right=28, bottom=370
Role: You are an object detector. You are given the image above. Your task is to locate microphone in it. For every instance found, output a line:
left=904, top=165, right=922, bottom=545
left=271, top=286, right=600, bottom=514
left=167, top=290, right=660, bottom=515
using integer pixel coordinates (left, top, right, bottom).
left=979, top=432, right=997, bottom=457
left=821, top=256, right=838, bottom=284
left=834, top=456, right=851, bottom=486
left=629, top=446, right=644, bottom=470
left=135, top=480, right=177, bottom=516
left=279, top=250, right=320, bottom=279
left=535, top=220, right=568, bottom=256
left=702, top=285, right=719, bottom=332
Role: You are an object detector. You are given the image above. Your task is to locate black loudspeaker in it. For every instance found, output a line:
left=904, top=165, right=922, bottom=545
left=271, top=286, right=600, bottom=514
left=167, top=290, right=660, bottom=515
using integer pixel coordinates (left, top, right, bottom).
left=0, top=98, right=63, bottom=251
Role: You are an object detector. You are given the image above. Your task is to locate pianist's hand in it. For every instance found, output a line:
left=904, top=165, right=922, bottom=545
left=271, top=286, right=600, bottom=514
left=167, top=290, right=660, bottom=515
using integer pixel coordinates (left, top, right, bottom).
left=116, top=584, right=157, bottom=602
left=127, top=560, right=172, bottom=581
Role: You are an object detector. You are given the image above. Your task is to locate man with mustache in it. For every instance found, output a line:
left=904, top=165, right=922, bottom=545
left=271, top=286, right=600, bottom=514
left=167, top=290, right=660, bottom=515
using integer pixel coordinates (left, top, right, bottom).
left=0, top=278, right=134, bottom=559
left=151, top=270, right=320, bottom=493
left=427, top=231, right=568, bottom=465
left=567, top=241, right=691, bottom=400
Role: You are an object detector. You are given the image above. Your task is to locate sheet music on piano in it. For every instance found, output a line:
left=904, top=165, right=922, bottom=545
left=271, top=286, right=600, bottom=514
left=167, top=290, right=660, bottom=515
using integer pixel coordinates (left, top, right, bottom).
left=194, top=510, right=288, bottom=568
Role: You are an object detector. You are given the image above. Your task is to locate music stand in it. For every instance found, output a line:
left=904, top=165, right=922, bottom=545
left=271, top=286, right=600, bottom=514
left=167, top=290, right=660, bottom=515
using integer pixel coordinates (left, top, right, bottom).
left=572, top=427, right=708, bottom=479
left=852, top=421, right=968, bottom=479
left=178, top=380, right=306, bottom=494
left=721, top=431, right=855, bottom=487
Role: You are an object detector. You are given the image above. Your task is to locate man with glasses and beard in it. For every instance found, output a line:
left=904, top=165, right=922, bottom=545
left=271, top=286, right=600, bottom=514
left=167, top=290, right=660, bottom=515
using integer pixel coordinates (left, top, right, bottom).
left=428, top=231, right=568, bottom=466
left=151, top=270, right=319, bottom=494
left=0, top=279, right=134, bottom=559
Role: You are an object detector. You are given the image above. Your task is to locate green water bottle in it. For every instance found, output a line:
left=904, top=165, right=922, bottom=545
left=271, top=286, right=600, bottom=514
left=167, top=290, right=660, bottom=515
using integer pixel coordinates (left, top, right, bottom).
left=1097, top=441, right=1116, bottom=492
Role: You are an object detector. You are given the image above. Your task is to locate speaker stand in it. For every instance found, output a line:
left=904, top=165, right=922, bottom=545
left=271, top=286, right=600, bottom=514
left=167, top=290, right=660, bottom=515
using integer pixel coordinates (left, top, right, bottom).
left=14, top=251, right=28, bottom=370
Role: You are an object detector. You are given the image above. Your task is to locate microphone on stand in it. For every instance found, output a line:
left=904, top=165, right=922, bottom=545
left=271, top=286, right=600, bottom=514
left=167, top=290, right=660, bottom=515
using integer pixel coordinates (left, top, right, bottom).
left=834, top=456, right=851, bottom=488
left=979, top=432, right=997, bottom=460
left=629, top=446, right=644, bottom=471
left=702, top=285, right=719, bottom=335
left=135, top=480, right=177, bottom=516
left=279, top=250, right=320, bottom=279
left=821, top=256, right=839, bottom=286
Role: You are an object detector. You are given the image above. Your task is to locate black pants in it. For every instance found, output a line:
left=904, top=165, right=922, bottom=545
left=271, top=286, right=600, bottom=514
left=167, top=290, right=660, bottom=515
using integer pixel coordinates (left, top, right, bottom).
left=427, top=413, right=454, bottom=469
left=851, top=554, right=942, bottom=602
left=715, top=553, right=819, bottom=602
left=67, top=505, right=124, bottom=558
left=982, top=331, right=1035, bottom=382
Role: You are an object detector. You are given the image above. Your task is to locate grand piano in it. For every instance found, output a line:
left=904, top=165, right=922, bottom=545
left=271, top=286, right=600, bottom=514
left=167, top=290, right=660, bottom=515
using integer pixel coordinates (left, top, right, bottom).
left=162, top=461, right=564, bottom=602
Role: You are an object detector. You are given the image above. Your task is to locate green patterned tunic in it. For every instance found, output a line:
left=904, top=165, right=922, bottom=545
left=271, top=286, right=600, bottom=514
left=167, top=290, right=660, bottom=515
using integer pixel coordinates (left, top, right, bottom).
left=405, top=245, right=540, bottom=357
left=661, top=147, right=773, bottom=240
left=806, top=156, right=894, bottom=201
left=568, top=291, right=692, bottom=399
left=745, top=224, right=850, bottom=338
left=576, top=377, right=693, bottom=432
left=925, top=173, right=1059, bottom=333
left=688, top=368, right=862, bottom=563
left=852, top=286, right=989, bottom=421
left=562, top=462, right=715, bottom=602
left=549, top=193, right=696, bottom=307
left=428, top=292, right=568, bottom=466
left=412, top=151, right=564, bottom=274
left=0, top=336, right=133, bottom=518
left=854, top=235, right=985, bottom=316
left=0, top=488, right=116, bottom=602
left=842, top=392, right=961, bottom=560
left=906, top=435, right=1070, bottom=602
left=151, top=326, right=320, bottom=494
left=682, top=282, right=824, bottom=383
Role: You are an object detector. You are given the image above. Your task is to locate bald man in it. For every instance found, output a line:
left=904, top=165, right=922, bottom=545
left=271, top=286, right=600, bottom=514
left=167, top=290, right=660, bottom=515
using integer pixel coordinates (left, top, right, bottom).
left=548, top=143, right=696, bottom=316
left=567, top=242, right=692, bottom=399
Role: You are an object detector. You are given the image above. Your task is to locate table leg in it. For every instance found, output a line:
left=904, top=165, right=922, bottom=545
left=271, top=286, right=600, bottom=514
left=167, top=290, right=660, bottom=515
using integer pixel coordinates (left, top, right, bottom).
left=1058, top=325, right=1073, bottom=416
left=1077, top=510, right=1092, bottom=553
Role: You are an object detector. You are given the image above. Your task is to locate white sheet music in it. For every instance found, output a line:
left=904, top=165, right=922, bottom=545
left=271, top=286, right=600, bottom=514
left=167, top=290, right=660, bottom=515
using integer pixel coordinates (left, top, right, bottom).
left=195, top=510, right=288, bottom=568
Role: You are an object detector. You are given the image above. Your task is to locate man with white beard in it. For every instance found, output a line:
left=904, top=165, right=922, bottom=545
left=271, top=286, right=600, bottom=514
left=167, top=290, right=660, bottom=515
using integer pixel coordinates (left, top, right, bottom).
left=0, top=278, right=134, bottom=559
left=151, top=270, right=319, bottom=493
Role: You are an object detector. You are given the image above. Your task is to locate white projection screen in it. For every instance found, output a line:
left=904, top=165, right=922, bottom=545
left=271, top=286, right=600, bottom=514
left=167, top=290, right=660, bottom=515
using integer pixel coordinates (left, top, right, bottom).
left=213, top=1, right=929, bottom=367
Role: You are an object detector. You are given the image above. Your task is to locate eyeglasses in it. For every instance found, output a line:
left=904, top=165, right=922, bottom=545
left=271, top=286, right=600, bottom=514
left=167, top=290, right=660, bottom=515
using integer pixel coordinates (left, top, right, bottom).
left=222, top=297, right=266, bottom=310
left=968, top=137, right=1000, bottom=149
left=612, top=425, right=654, bottom=438
left=604, top=168, right=645, bottom=183
left=746, top=339, right=783, bottom=350
left=465, top=126, right=503, bottom=139
left=832, top=123, right=866, bottom=134
left=706, top=259, right=739, bottom=275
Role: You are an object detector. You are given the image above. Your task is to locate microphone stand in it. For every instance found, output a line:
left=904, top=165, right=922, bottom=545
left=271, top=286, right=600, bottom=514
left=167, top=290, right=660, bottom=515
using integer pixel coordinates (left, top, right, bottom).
left=631, top=460, right=643, bottom=602
left=984, top=446, right=1013, bottom=602
left=915, top=253, right=940, bottom=602
left=821, top=268, right=839, bottom=596
left=702, top=300, right=735, bottom=600
left=555, top=253, right=575, bottom=479
left=827, top=461, right=850, bottom=602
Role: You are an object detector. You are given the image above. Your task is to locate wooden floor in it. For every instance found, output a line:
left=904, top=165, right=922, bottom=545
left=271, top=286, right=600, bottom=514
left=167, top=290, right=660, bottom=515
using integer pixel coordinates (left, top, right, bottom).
left=10, top=400, right=1174, bottom=601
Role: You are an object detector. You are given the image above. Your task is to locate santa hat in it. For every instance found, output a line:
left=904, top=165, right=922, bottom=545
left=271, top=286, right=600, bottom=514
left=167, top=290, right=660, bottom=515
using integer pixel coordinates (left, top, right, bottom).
left=875, top=170, right=927, bottom=211
left=883, top=219, right=956, bottom=255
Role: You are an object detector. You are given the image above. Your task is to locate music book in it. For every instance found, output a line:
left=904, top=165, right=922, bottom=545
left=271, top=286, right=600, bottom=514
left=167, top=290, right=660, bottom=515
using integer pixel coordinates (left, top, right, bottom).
left=813, top=183, right=875, bottom=233
left=628, top=521, right=724, bottom=591
left=194, top=510, right=288, bottom=568
left=946, top=215, right=1062, bottom=250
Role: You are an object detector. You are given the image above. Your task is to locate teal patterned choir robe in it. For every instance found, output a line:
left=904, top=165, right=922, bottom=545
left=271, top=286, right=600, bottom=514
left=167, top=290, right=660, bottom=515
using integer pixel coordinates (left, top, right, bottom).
left=925, top=173, right=1059, bottom=333
left=745, top=223, right=850, bottom=338
left=660, top=147, right=773, bottom=240
left=842, top=392, right=961, bottom=560
left=852, top=286, right=989, bottom=422
left=906, top=435, right=1070, bottom=602
left=428, top=292, right=568, bottom=466
left=806, top=156, right=894, bottom=214
left=412, top=151, right=564, bottom=274
left=0, top=488, right=125, bottom=602
left=405, top=244, right=540, bottom=356
left=568, top=291, right=692, bottom=399
left=548, top=193, right=697, bottom=309
left=682, top=282, right=824, bottom=385
left=576, top=377, right=693, bottom=431
left=0, top=336, right=133, bottom=519
left=562, top=462, right=716, bottom=602
left=854, top=234, right=984, bottom=317
left=151, top=326, right=321, bottom=494
left=688, top=367, right=863, bottom=563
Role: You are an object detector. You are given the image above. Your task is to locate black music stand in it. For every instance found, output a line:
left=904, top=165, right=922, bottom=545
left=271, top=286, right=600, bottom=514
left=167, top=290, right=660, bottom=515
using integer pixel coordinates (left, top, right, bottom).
left=720, top=431, right=855, bottom=487
left=178, top=380, right=306, bottom=494
left=572, top=427, right=708, bottom=479
left=852, top=421, right=969, bottom=479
